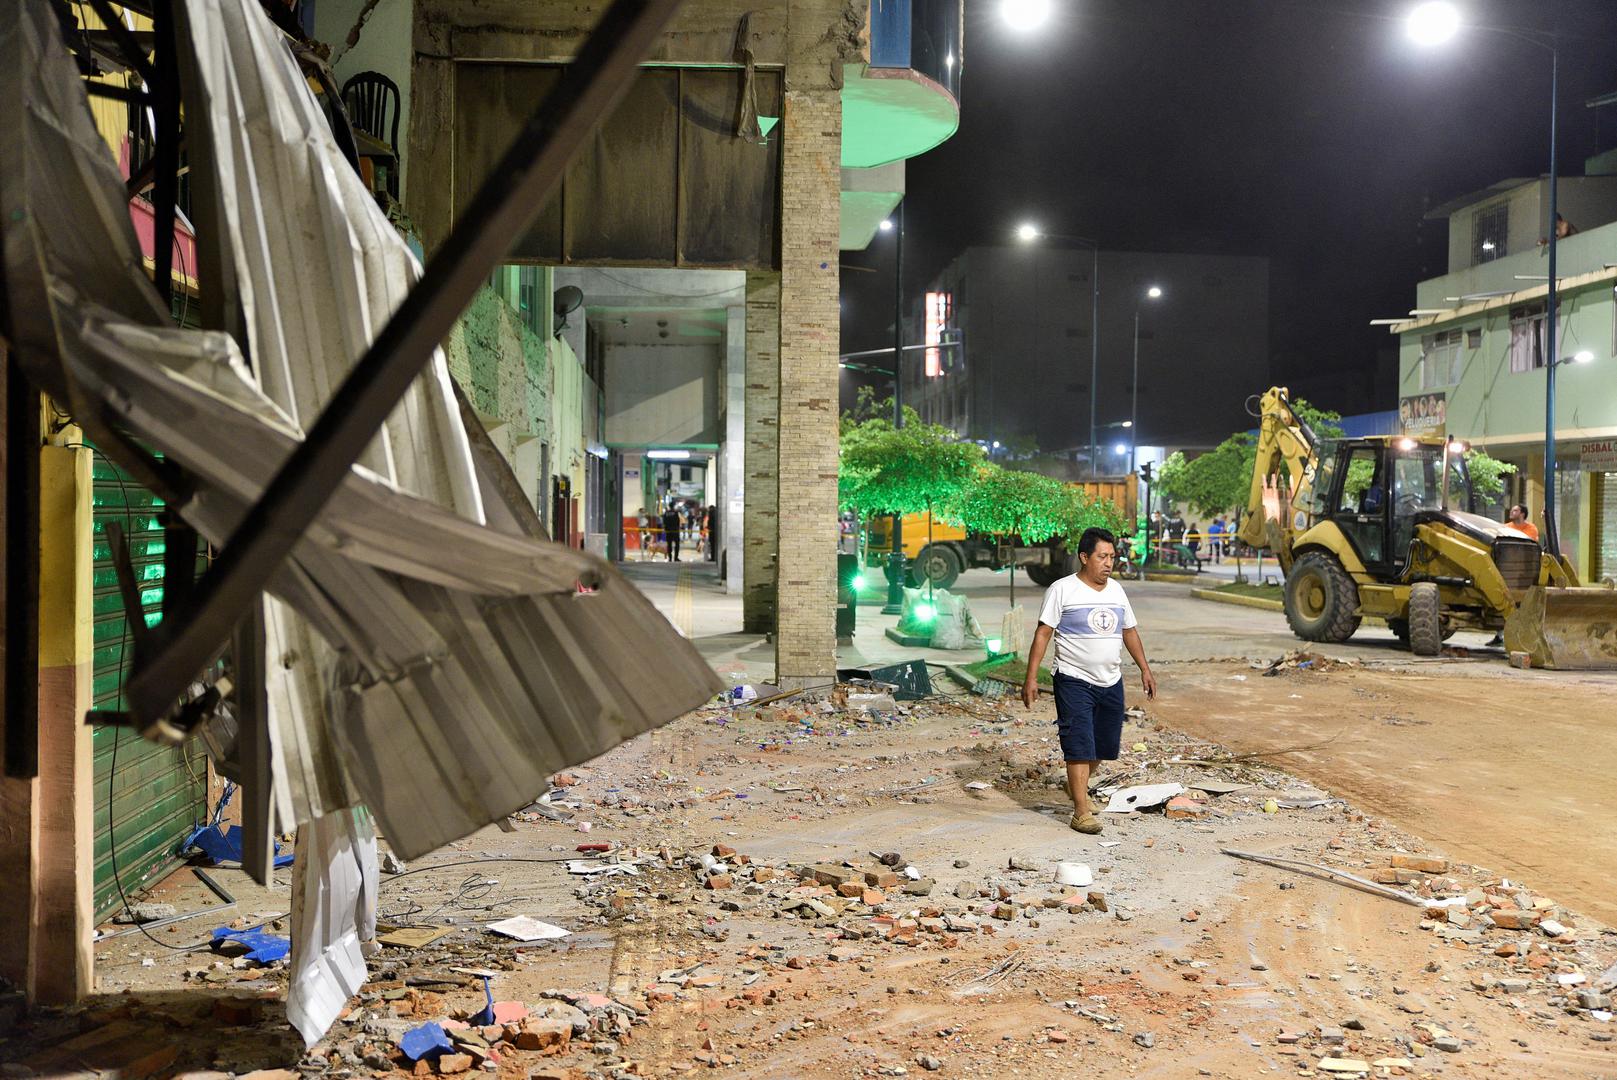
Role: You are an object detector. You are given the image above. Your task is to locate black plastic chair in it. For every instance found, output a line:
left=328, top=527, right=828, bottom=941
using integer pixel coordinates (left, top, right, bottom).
left=341, top=71, right=400, bottom=197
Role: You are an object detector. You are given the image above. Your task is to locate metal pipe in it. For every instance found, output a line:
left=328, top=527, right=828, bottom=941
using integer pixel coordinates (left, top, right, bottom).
left=121, top=0, right=686, bottom=726
left=1088, top=245, right=1099, bottom=477
left=1543, top=43, right=1561, bottom=556
left=883, top=202, right=907, bottom=615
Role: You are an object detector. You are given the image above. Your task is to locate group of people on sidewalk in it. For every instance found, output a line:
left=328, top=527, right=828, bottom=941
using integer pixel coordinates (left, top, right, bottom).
left=636, top=502, right=718, bottom=562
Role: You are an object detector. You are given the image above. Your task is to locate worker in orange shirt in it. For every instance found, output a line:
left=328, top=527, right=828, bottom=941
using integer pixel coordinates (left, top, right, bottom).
left=1505, top=503, right=1539, bottom=542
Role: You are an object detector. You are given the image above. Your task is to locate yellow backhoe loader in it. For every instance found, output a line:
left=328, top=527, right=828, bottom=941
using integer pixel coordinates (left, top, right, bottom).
left=1236, top=388, right=1617, bottom=667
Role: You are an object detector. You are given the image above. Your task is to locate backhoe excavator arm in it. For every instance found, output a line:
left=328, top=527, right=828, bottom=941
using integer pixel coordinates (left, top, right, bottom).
left=1237, top=387, right=1319, bottom=554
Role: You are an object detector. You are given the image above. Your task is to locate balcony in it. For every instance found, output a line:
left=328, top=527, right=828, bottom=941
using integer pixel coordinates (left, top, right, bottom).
left=840, top=0, right=962, bottom=249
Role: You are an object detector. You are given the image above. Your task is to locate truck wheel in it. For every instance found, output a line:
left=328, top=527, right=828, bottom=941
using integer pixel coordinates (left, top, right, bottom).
left=909, top=544, right=961, bottom=590
left=1024, top=550, right=1072, bottom=587
left=1406, top=581, right=1443, bottom=656
left=1023, top=563, right=1058, bottom=587
left=1284, top=552, right=1361, bottom=644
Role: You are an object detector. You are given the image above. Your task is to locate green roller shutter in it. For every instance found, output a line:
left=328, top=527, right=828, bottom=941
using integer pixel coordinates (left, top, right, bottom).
left=1594, top=472, right=1617, bottom=585
left=90, top=457, right=208, bottom=919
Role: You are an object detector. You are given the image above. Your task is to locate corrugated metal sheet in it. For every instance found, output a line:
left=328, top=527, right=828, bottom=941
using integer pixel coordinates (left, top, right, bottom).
left=90, top=457, right=207, bottom=919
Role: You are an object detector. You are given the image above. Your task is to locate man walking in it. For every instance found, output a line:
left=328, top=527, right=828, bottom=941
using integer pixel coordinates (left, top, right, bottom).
left=1021, top=527, right=1157, bottom=834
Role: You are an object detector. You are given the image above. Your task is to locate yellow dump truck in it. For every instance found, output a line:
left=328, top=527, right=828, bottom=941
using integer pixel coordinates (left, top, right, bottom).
left=864, top=477, right=1137, bottom=589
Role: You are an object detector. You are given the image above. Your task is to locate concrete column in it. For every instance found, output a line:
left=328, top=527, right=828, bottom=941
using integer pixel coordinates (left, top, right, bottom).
left=723, top=304, right=747, bottom=594
left=742, top=273, right=779, bottom=632
left=772, top=86, right=843, bottom=688
left=0, top=437, right=95, bottom=1003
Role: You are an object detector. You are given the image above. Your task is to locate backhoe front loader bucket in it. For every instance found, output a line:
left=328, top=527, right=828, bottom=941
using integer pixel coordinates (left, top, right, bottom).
left=1502, top=585, right=1617, bottom=670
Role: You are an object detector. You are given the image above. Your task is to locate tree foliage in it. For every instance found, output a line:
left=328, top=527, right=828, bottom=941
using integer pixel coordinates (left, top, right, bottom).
left=838, top=409, right=984, bottom=518
left=1464, top=450, right=1515, bottom=501
left=944, top=464, right=1127, bottom=543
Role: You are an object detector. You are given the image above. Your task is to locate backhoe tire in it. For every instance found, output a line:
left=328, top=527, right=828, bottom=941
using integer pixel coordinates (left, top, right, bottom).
left=1406, top=581, right=1443, bottom=656
left=1284, top=552, right=1361, bottom=644
left=909, top=544, right=961, bottom=590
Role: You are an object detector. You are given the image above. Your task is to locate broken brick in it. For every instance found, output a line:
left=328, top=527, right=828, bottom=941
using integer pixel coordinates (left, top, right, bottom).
left=1390, top=854, right=1448, bottom=874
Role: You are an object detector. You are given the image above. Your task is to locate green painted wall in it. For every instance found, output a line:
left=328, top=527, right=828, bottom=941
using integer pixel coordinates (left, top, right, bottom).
left=444, top=285, right=551, bottom=445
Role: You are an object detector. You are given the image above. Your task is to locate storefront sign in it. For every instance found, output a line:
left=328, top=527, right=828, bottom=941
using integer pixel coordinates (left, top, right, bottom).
left=1580, top=439, right=1617, bottom=472
left=1400, top=391, right=1447, bottom=435
left=924, top=291, right=951, bottom=377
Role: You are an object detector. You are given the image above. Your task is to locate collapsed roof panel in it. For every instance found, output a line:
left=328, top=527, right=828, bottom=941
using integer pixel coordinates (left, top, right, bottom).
left=2, top=0, right=720, bottom=864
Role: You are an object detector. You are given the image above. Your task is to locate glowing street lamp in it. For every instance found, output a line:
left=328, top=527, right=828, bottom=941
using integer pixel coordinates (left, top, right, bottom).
left=878, top=218, right=893, bottom=232
left=1001, top=0, right=1052, bottom=32
left=1405, top=1, right=1460, bottom=46
left=1015, top=221, right=1040, bottom=243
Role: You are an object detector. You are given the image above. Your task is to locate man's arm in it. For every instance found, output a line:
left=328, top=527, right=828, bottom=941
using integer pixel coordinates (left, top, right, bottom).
left=1122, top=627, right=1157, bottom=699
left=1022, top=624, right=1054, bottom=709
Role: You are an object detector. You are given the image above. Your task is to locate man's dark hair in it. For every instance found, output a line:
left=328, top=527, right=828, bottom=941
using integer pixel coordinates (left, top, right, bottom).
left=1077, top=527, right=1117, bottom=557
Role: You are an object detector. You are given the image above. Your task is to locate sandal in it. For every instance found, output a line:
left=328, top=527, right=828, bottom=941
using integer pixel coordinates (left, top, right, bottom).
left=1069, top=813, right=1104, bottom=834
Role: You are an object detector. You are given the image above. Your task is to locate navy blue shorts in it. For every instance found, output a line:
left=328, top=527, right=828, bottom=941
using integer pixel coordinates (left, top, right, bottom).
left=1052, top=673, right=1126, bottom=762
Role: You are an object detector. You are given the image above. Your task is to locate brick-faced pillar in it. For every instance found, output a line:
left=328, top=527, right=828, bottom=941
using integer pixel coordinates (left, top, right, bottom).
left=773, top=87, right=842, bottom=688
left=0, top=436, right=95, bottom=1004
left=742, top=272, right=780, bottom=634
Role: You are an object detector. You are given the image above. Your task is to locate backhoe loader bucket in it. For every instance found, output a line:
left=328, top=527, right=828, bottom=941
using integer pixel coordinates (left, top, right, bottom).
left=1502, top=585, right=1617, bottom=670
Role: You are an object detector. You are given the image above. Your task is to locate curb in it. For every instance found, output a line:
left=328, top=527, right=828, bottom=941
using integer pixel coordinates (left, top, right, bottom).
left=1144, top=571, right=1200, bottom=584
left=1190, top=587, right=1390, bottom=628
left=1190, top=587, right=1282, bottom=612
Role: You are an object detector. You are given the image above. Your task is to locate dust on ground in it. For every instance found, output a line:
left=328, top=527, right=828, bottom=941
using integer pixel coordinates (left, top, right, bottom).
left=7, top=660, right=1616, bottom=1080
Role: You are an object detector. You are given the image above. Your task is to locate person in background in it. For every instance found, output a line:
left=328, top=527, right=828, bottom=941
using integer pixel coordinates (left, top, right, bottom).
left=661, top=503, right=683, bottom=562
left=1185, top=522, right=1203, bottom=563
left=1505, top=503, right=1539, bottom=542
left=705, top=504, right=719, bottom=561
left=1206, top=516, right=1225, bottom=564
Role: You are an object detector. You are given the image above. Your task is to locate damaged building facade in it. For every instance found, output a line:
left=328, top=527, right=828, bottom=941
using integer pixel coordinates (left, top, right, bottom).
left=0, top=0, right=964, bottom=1036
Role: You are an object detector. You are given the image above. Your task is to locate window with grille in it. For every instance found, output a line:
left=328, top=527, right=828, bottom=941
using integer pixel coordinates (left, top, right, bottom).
left=1420, top=329, right=1462, bottom=388
left=1472, top=202, right=1508, bottom=264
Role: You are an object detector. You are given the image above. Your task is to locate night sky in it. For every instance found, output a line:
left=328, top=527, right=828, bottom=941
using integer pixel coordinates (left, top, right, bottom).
left=840, top=0, right=1617, bottom=423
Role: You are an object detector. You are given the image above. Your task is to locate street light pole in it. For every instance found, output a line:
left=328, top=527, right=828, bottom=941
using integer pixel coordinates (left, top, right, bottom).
left=1088, top=245, right=1100, bottom=476
left=883, top=202, right=907, bottom=614
left=1406, top=3, right=1562, bottom=552
left=1543, top=43, right=1562, bottom=555
left=1129, top=285, right=1162, bottom=475
left=1130, top=309, right=1140, bottom=475
left=1015, top=224, right=1100, bottom=473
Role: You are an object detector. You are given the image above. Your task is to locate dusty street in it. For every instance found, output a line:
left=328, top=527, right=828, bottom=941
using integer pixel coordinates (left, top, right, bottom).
left=29, top=592, right=1617, bottom=1079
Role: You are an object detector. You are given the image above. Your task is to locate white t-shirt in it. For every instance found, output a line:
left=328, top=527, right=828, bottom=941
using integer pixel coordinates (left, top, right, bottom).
left=1037, top=575, right=1138, bottom=687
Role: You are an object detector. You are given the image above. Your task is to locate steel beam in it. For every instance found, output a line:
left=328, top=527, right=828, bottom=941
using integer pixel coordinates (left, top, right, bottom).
left=121, top=0, right=685, bottom=727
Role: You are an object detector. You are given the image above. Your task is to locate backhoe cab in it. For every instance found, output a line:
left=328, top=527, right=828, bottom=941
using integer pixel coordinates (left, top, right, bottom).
left=1239, top=388, right=1594, bottom=660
